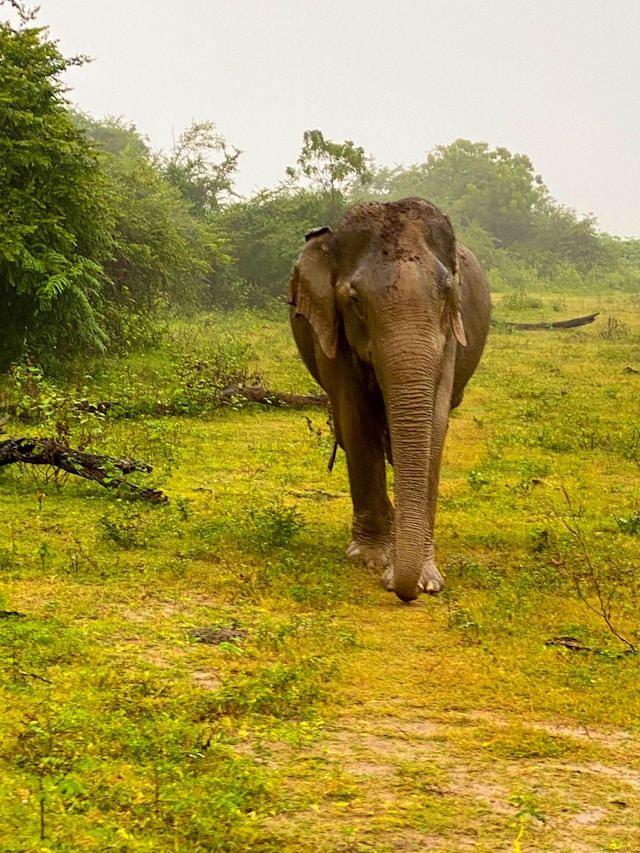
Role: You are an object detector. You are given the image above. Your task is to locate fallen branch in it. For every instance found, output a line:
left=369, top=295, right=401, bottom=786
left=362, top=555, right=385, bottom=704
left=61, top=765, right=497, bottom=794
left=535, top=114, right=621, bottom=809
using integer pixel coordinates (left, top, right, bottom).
left=508, top=312, right=599, bottom=331
left=0, top=437, right=167, bottom=502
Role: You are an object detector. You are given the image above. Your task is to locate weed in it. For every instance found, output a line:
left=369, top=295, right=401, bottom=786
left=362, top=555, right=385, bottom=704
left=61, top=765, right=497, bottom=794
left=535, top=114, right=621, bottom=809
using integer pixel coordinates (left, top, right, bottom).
left=171, top=335, right=260, bottom=414
left=33, top=541, right=52, bottom=572
left=0, top=617, right=83, bottom=684
left=509, top=792, right=546, bottom=853
left=554, top=486, right=636, bottom=654
left=598, top=316, right=630, bottom=340
left=214, top=656, right=334, bottom=719
left=11, top=707, right=91, bottom=841
left=98, top=501, right=153, bottom=548
left=5, top=357, right=106, bottom=449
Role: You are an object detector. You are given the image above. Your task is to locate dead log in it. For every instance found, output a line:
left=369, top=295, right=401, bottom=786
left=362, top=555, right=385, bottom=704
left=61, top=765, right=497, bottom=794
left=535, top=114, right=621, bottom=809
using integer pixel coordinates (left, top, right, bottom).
left=0, top=437, right=167, bottom=502
left=220, top=384, right=328, bottom=408
left=509, top=312, right=599, bottom=330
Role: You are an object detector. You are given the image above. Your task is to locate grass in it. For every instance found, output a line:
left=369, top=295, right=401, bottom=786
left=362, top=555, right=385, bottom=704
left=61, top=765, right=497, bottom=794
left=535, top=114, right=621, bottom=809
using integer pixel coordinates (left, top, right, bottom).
left=1, top=290, right=640, bottom=850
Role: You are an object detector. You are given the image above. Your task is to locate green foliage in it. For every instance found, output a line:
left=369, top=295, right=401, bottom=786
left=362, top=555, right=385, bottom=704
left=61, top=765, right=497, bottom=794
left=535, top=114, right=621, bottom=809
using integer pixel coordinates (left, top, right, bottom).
left=519, top=204, right=617, bottom=273
left=98, top=501, right=154, bottom=549
left=73, top=111, right=150, bottom=158
left=421, top=139, right=547, bottom=247
left=77, top=114, right=236, bottom=348
left=4, top=357, right=106, bottom=447
left=361, top=139, right=547, bottom=247
left=218, top=188, right=344, bottom=307
left=499, top=291, right=544, bottom=311
left=0, top=16, right=113, bottom=369
left=94, top=126, right=211, bottom=311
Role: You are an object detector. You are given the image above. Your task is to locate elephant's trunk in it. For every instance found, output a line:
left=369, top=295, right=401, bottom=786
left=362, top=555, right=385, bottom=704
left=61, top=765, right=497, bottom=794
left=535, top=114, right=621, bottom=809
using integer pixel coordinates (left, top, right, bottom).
left=378, top=341, right=443, bottom=602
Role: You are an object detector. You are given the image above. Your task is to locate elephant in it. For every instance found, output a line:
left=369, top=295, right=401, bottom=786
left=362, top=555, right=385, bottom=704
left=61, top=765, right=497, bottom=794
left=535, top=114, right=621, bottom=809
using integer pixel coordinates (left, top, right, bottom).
left=288, top=197, right=491, bottom=602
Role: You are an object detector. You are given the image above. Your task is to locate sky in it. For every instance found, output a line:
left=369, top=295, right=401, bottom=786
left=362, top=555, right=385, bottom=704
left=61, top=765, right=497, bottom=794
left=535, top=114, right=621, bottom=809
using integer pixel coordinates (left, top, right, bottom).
left=7, top=0, right=640, bottom=237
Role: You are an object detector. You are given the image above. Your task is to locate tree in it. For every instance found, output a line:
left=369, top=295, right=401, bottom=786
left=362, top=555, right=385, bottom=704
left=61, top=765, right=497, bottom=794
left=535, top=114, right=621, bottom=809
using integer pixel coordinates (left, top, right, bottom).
left=77, top=116, right=231, bottom=341
left=425, top=140, right=548, bottom=246
left=163, top=120, right=241, bottom=217
left=524, top=205, right=616, bottom=273
left=358, top=140, right=619, bottom=276
left=73, top=112, right=150, bottom=158
left=286, top=129, right=372, bottom=222
left=362, top=140, right=548, bottom=248
left=0, top=8, right=113, bottom=369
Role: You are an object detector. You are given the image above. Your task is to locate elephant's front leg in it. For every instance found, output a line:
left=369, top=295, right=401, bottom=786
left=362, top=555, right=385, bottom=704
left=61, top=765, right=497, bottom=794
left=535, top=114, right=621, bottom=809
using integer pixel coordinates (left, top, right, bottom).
left=333, top=385, right=394, bottom=571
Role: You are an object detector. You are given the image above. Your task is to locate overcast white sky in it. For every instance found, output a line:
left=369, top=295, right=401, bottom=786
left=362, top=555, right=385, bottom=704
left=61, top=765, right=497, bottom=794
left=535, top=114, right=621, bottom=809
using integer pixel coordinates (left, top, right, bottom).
left=9, top=0, right=640, bottom=236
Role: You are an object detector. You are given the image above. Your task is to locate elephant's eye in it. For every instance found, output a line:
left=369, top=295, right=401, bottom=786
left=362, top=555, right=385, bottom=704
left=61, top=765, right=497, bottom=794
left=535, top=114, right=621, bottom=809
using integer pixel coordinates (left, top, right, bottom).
left=348, top=285, right=366, bottom=320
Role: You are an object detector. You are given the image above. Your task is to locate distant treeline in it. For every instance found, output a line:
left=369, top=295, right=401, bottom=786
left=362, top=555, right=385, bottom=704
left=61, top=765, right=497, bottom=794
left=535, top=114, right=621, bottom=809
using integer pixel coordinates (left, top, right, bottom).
left=2, top=9, right=640, bottom=371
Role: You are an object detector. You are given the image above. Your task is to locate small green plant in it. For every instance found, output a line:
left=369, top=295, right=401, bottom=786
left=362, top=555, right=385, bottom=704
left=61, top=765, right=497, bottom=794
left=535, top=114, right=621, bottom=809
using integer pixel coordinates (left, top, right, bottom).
left=247, top=500, right=306, bottom=551
left=616, top=511, right=640, bottom=535
left=13, top=709, right=90, bottom=843
left=7, top=359, right=66, bottom=423
left=33, top=541, right=52, bottom=572
left=509, top=792, right=546, bottom=852
left=6, top=358, right=106, bottom=448
left=467, top=468, right=490, bottom=491
left=98, top=501, right=152, bottom=548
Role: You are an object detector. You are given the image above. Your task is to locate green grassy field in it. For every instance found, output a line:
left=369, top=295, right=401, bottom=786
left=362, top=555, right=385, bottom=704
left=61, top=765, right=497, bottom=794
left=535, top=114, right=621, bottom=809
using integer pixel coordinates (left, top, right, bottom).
left=1, top=290, right=639, bottom=852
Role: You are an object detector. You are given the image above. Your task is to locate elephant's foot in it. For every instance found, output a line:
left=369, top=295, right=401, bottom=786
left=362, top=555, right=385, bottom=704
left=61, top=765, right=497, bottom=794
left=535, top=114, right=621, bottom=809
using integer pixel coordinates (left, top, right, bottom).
left=381, top=565, right=396, bottom=592
left=418, top=560, right=445, bottom=594
left=381, top=560, right=445, bottom=596
left=346, top=538, right=392, bottom=571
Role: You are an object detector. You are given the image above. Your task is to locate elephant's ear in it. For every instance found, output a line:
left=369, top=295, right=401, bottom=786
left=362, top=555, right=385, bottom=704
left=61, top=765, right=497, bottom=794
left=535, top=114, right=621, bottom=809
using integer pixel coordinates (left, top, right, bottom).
left=435, top=260, right=467, bottom=347
left=288, top=232, right=338, bottom=359
left=450, top=310, right=467, bottom=346
left=450, top=272, right=467, bottom=347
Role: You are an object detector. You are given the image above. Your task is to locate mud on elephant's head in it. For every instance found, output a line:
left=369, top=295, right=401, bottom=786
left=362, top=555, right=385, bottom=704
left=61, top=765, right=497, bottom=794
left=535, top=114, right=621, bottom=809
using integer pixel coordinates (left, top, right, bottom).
left=289, top=198, right=491, bottom=602
left=289, top=198, right=466, bottom=374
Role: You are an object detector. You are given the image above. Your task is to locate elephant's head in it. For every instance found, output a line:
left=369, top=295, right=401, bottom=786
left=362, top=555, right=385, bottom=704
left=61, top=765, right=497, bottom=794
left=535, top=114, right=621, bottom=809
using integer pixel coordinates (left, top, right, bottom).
left=289, top=198, right=469, bottom=601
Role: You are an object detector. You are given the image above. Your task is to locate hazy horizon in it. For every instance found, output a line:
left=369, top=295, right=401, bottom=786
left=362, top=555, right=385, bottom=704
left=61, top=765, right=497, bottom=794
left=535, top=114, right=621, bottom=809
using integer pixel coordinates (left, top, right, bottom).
left=6, top=0, right=640, bottom=237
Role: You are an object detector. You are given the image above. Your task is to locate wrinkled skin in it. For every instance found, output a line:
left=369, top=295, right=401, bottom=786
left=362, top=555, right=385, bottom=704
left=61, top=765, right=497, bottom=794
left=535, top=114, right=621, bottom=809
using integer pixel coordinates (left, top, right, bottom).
left=288, top=198, right=491, bottom=602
